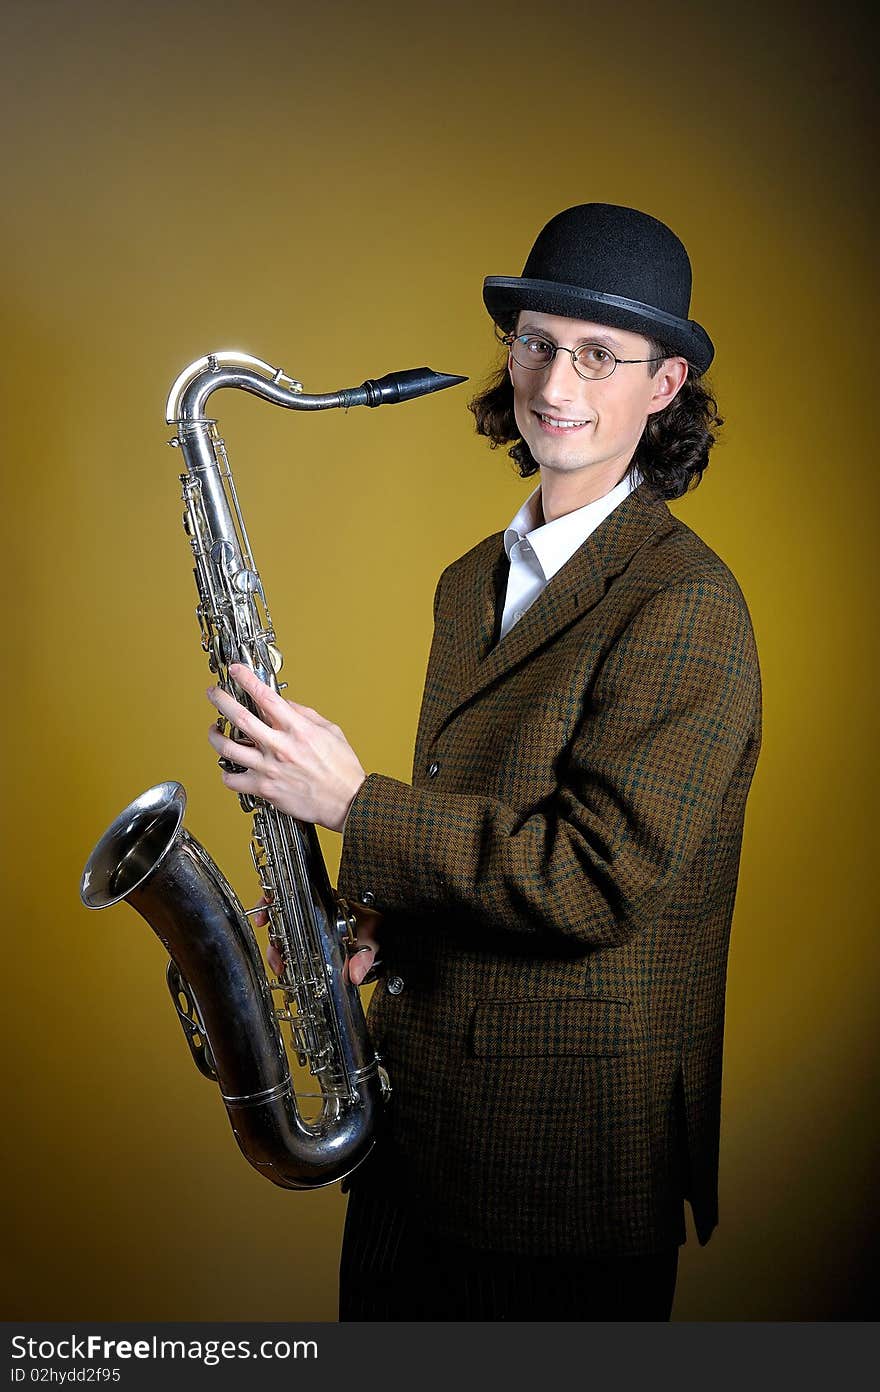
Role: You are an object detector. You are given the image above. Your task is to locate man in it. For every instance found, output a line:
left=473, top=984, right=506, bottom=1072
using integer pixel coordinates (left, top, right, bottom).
left=206, top=203, right=763, bottom=1320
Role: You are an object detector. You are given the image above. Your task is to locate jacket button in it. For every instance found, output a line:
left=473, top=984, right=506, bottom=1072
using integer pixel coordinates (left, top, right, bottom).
left=427, top=761, right=440, bottom=777
left=387, top=975, right=405, bottom=995
left=361, top=890, right=375, bottom=907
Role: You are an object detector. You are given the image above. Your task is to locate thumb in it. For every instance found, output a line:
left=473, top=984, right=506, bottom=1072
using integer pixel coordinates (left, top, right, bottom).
left=347, top=943, right=377, bottom=988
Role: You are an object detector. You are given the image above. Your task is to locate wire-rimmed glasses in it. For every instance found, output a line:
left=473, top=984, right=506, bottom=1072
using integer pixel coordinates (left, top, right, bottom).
left=499, top=330, right=665, bottom=382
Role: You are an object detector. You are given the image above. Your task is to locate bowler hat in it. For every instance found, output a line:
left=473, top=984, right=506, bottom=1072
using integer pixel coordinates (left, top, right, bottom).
left=483, top=203, right=714, bottom=373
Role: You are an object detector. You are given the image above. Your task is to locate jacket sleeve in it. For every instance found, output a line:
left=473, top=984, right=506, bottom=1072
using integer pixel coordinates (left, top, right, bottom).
left=337, top=579, right=761, bottom=949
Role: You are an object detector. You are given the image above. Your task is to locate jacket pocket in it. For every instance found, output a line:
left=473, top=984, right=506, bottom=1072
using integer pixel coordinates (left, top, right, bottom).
left=468, top=995, right=633, bottom=1059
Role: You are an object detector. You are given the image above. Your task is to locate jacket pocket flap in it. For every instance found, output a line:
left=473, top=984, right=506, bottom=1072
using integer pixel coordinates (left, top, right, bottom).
left=469, top=995, right=632, bottom=1059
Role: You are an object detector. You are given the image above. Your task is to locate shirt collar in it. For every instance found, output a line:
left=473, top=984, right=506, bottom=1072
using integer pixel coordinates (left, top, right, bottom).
left=503, top=466, right=643, bottom=582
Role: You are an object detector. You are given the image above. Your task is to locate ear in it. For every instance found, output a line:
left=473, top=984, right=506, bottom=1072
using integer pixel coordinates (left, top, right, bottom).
left=646, top=357, right=688, bottom=416
left=504, top=333, right=515, bottom=383
left=505, top=317, right=520, bottom=382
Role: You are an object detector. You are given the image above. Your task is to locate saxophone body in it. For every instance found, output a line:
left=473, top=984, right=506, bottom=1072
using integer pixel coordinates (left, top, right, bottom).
left=81, top=351, right=465, bottom=1190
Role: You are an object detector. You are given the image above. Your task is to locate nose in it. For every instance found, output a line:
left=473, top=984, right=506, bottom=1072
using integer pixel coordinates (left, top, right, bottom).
left=539, top=346, right=583, bottom=402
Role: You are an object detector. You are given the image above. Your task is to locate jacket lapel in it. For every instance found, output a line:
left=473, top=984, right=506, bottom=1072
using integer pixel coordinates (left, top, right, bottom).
left=453, top=532, right=509, bottom=668
left=442, top=482, right=673, bottom=720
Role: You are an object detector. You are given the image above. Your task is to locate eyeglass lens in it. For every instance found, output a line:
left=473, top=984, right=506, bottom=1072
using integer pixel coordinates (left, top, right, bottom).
left=509, top=335, right=616, bottom=380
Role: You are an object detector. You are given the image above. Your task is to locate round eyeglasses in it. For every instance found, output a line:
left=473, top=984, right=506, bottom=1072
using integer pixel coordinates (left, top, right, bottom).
left=500, top=331, right=666, bottom=382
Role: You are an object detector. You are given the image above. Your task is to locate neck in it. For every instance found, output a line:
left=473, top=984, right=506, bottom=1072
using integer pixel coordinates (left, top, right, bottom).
left=538, top=460, right=633, bottom=524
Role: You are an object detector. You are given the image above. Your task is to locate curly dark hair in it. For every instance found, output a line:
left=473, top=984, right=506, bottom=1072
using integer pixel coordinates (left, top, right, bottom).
left=467, top=327, right=723, bottom=501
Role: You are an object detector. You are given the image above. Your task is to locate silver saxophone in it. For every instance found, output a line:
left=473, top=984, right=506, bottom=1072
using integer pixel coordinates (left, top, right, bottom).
left=80, top=350, right=466, bottom=1189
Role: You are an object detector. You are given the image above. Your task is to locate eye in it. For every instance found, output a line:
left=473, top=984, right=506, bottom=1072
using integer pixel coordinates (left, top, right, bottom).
left=579, top=344, right=611, bottom=364
left=522, top=336, right=554, bottom=357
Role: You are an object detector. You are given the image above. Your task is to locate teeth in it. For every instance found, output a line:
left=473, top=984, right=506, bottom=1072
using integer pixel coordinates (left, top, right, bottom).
left=540, top=414, right=588, bottom=428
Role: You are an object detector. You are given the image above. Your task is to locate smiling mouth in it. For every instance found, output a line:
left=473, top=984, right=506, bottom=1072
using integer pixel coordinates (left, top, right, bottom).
left=535, top=412, right=592, bottom=430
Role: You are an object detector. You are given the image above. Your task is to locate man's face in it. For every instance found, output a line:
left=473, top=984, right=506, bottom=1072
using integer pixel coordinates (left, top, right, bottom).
left=507, top=310, right=687, bottom=490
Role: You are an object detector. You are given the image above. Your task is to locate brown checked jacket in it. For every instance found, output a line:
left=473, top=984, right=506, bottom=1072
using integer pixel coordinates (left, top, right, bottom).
left=336, top=479, right=762, bottom=1257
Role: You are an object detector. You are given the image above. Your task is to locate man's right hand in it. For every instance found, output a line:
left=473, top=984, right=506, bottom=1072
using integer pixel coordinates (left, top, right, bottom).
left=253, top=895, right=383, bottom=988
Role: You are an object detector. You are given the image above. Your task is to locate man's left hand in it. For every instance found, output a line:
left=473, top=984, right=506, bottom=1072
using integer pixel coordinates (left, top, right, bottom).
left=206, top=662, right=366, bottom=833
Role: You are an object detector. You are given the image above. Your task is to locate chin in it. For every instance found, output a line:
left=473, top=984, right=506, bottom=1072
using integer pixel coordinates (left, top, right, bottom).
left=535, top=449, right=598, bottom=473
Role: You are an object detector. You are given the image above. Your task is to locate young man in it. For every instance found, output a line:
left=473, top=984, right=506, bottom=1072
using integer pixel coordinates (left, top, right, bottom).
left=207, top=203, right=763, bottom=1321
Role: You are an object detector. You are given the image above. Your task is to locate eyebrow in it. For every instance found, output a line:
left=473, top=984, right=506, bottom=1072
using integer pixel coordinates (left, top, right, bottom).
left=518, top=322, right=625, bottom=352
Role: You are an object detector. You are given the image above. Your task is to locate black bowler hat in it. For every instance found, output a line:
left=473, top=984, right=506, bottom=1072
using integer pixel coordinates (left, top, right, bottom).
left=483, top=203, right=714, bottom=374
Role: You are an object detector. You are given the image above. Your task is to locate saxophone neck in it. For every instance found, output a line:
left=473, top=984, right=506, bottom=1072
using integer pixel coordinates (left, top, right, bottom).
left=166, top=350, right=469, bottom=425
left=165, top=352, right=304, bottom=425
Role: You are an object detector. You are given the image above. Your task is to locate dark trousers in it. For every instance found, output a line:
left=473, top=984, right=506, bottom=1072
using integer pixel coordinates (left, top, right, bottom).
left=339, top=1187, right=679, bottom=1322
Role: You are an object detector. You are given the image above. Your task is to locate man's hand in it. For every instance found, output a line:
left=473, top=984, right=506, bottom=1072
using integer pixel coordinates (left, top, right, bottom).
left=254, top=896, right=383, bottom=988
left=343, top=902, right=383, bottom=987
left=206, top=662, right=366, bottom=833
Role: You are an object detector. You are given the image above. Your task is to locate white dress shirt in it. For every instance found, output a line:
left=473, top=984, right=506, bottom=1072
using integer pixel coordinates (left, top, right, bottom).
left=498, top=466, right=643, bottom=641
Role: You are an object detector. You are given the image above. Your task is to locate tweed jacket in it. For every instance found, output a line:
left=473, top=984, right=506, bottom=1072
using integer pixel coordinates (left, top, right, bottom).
left=337, top=479, right=762, bottom=1258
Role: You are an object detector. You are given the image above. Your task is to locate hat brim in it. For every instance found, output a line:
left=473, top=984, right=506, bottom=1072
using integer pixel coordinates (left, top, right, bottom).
left=483, top=276, right=714, bottom=374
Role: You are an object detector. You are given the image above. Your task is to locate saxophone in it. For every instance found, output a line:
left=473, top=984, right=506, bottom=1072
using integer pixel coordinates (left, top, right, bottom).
left=80, top=351, right=466, bottom=1189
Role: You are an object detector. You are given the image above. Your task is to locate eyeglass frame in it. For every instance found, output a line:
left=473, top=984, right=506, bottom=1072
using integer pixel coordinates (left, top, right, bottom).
left=498, top=329, right=667, bottom=381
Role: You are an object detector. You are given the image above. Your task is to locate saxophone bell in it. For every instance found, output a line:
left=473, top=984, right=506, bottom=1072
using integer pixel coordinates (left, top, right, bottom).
left=81, top=780, right=382, bottom=1189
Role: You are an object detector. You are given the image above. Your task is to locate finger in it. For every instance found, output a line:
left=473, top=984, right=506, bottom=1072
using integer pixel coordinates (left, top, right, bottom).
left=347, top=943, right=376, bottom=988
left=219, top=766, right=260, bottom=795
left=284, top=700, right=336, bottom=731
left=267, top=942, right=284, bottom=974
left=206, top=668, right=288, bottom=734
left=207, top=682, right=280, bottom=747
left=342, top=945, right=366, bottom=986
left=228, top=664, right=294, bottom=725
left=230, top=663, right=339, bottom=737
left=207, top=723, right=262, bottom=768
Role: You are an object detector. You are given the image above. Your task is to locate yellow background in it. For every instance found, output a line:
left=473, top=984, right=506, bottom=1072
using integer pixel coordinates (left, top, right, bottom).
left=2, top=0, right=874, bottom=1321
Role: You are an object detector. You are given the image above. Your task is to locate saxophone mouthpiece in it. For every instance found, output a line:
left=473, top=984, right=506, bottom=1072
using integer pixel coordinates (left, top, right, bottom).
left=359, top=368, right=468, bottom=406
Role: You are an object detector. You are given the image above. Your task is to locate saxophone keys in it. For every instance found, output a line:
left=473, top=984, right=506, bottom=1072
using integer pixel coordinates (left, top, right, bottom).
left=334, top=898, right=358, bottom=949
left=218, top=753, right=246, bottom=774
left=233, top=567, right=261, bottom=595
